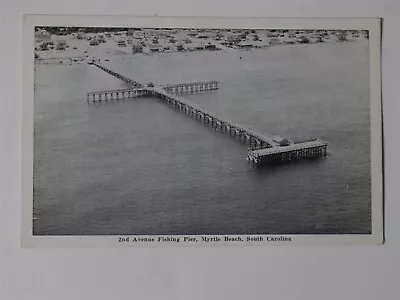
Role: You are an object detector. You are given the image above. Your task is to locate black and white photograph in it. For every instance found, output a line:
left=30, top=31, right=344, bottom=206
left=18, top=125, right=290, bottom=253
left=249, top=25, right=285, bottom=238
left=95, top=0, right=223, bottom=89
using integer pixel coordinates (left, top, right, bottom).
left=23, top=16, right=383, bottom=246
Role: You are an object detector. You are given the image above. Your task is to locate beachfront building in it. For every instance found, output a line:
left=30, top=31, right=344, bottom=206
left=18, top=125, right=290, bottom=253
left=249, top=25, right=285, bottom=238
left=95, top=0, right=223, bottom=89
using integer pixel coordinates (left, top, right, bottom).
left=55, top=40, right=68, bottom=50
left=269, top=38, right=281, bottom=46
left=117, top=40, right=127, bottom=47
left=298, top=35, right=311, bottom=43
left=97, top=35, right=106, bottom=43
left=237, top=42, right=253, bottom=49
left=197, top=34, right=209, bottom=39
left=204, top=43, right=218, bottom=50
left=149, top=44, right=162, bottom=52
left=89, top=39, right=100, bottom=46
left=132, top=44, right=143, bottom=53
left=176, top=44, right=185, bottom=51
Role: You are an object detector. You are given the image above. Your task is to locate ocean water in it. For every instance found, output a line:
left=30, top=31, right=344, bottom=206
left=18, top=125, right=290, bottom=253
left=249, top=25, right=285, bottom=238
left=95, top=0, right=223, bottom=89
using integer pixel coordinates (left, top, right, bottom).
left=33, top=40, right=371, bottom=235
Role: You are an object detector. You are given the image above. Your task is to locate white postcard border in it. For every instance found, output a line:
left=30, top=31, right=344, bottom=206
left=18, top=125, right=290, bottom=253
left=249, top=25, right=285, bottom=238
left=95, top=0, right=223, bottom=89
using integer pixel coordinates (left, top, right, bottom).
left=22, top=15, right=383, bottom=247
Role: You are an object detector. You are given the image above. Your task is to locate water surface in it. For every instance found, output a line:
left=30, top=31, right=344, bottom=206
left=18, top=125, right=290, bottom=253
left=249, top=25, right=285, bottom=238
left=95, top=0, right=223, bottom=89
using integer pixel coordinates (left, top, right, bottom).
left=33, top=41, right=371, bottom=235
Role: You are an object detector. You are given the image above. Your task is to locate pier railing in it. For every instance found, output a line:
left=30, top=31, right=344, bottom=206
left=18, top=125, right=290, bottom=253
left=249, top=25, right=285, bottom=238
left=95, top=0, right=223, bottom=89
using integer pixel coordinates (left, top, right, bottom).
left=149, top=87, right=278, bottom=148
left=87, top=88, right=148, bottom=102
left=248, top=140, right=327, bottom=165
left=162, top=81, right=218, bottom=94
left=91, top=62, right=144, bottom=88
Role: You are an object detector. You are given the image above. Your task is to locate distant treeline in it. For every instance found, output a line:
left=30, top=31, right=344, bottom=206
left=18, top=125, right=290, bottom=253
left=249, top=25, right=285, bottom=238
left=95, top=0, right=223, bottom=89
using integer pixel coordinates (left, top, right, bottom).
left=35, top=26, right=368, bottom=36
left=35, top=27, right=137, bottom=34
left=35, top=27, right=195, bottom=34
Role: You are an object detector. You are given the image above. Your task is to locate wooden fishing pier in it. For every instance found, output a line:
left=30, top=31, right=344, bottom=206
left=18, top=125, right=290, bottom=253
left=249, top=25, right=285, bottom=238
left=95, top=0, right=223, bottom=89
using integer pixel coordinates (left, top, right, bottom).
left=86, top=61, right=328, bottom=166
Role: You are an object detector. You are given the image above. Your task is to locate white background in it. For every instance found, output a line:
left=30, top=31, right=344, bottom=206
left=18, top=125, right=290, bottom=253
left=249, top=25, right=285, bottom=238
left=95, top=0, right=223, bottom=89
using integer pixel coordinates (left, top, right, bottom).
left=0, top=1, right=399, bottom=299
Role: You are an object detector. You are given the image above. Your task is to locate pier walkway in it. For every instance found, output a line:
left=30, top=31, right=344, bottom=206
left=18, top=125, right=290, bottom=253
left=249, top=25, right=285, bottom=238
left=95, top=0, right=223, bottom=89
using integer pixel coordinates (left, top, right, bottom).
left=149, top=87, right=279, bottom=148
left=91, top=62, right=144, bottom=88
left=86, top=61, right=328, bottom=166
left=87, top=88, right=148, bottom=102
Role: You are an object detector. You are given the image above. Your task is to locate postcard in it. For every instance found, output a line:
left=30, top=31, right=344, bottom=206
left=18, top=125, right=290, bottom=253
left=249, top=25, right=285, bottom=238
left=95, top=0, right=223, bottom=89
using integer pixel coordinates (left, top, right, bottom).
left=22, top=15, right=383, bottom=247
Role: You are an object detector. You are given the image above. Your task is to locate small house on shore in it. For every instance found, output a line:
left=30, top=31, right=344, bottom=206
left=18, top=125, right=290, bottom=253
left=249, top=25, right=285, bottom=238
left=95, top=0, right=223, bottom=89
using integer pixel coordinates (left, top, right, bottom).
left=237, top=42, right=253, bottom=49
left=56, top=39, right=68, bottom=50
left=176, top=44, right=185, bottom=51
left=132, top=44, right=143, bottom=53
left=149, top=44, right=162, bottom=52
left=205, top=43, right=217, bottom=50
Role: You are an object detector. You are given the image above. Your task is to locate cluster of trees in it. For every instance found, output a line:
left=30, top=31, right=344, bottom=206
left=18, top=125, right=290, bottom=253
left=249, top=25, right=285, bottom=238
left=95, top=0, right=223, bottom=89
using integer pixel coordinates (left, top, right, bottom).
left=35, top=26, right=143, bottom=35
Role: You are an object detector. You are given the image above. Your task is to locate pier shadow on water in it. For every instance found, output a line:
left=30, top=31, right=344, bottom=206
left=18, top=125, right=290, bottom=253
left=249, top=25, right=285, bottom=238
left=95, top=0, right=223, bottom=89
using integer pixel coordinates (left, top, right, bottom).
left=248, top=155, right=329, bottom=176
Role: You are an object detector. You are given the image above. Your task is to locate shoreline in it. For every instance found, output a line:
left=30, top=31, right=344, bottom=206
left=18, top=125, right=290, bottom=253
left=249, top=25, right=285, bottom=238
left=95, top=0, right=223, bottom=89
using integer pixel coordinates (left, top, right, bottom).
left=34, top=28, right=369, bottom=62
left=35, top=38, right=367, bottom=66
